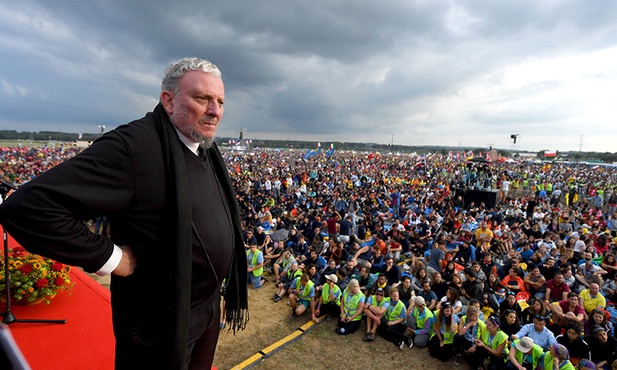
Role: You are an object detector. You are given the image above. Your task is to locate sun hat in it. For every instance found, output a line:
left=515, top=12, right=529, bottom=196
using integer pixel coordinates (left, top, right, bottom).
left=517, top=337, right=534, bottom=352
left=325, top=274, right=338, bottom=283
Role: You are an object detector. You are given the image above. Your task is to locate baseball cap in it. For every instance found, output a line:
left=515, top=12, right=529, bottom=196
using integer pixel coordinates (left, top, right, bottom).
left=375, top=288, right=385, bottom=295
left=414, top=296, right=426, bottom=306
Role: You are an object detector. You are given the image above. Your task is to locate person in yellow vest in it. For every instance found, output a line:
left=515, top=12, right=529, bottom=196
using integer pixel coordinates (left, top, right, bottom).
left=538, top=343, right=575, bottom=370
left=407, top=296, right=434, bottom=347
left=273, top=262, right=302, bottom=302
left=468, top=315, right=509, bottom=370
left=288, top=273, right=317, bottom=322
left=315, top=274, right=342, bottom=319
left=506, top=336, right=544, bottom=370
left=377, top=288, right=411, bottom=350
left=363, top=287, right=389, bottom=342
left=247, top=243, right=265, bottom=289
left=428, top=302, right=459, bottom=362
left=453, top=306, right=484, bottom=365
left=336, top=278, right=366, bottom=335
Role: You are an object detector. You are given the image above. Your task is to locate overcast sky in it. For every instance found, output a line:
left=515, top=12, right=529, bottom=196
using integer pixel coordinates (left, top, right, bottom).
left=1, top=1, right=616, bottom=152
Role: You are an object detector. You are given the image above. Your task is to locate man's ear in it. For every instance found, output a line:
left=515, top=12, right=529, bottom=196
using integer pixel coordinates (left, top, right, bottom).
left=160, top=91, right=174, bottom=114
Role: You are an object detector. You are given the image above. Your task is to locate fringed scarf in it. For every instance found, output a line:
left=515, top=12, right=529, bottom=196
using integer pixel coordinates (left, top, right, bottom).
left=152, top=103, right=248, bottom=368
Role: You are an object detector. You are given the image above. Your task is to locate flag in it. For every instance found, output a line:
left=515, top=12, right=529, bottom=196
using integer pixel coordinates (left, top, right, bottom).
left=317, top=142, right=322, bottom=154
left=326, top=143, right=335, bottom=156
left=544, top=150, right=557, bottom=157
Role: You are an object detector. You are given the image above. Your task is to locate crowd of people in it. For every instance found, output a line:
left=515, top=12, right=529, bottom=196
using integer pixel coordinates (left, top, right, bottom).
left=231, top=148, right=617, bottom=370
left=4, top=143, right=617, bottom=369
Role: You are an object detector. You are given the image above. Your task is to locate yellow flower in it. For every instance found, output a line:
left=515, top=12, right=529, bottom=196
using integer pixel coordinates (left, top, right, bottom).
left=33, top=262, right=42, bottom=270
left=13, top=261, right=23, bottom=268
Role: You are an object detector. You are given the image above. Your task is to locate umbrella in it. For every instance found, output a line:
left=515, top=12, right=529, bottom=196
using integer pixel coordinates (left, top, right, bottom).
left=270, top=228, right=290, bottom=242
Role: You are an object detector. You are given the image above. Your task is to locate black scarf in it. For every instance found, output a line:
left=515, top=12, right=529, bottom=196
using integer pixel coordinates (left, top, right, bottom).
left=152, top=103, right=248, bottom=368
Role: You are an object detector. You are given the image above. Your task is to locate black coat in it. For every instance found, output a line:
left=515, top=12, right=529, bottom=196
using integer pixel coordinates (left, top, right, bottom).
left=0, top=104, right=247, bottom=369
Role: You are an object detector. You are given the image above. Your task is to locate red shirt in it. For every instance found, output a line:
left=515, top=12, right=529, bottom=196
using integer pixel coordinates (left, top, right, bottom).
left=546, top=279, right=571, bottom=301
left=558, top=300, right=585, bottom=316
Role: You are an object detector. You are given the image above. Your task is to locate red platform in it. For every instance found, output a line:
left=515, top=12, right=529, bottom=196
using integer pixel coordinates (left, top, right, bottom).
left=5, top=268, right=115, bottom=369
left=2, top=236, right=114, bottom=370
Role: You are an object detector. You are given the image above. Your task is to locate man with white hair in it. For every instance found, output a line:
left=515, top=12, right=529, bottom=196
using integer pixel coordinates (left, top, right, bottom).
left=0, top=57, right=249, bottom=369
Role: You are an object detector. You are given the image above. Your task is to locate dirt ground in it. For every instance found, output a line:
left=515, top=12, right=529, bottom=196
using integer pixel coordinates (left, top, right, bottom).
left=88, top=272, right=446, bottom=370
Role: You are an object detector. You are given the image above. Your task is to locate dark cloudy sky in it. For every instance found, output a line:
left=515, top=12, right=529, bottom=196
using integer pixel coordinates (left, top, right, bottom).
left=1, top=1, right=616, bottom=151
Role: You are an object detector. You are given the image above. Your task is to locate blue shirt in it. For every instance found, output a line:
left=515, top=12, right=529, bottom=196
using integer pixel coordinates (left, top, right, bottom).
left=419, top=290, right=438, bottom=305
left=515, top=324, right=557, bottom=351
left=290, top=277, right=315, bottom=299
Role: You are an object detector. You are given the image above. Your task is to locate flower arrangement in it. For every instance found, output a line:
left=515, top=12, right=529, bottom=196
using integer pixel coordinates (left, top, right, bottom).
left=0, top=246, right=74, bottom=304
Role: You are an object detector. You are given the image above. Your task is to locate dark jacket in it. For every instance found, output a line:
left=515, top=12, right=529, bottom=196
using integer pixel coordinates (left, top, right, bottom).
left=0, top=104, right=248, bottom=369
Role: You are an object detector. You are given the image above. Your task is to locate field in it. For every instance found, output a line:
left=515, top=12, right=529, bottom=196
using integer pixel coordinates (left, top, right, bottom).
left=89, top=272, right=445, bottom=370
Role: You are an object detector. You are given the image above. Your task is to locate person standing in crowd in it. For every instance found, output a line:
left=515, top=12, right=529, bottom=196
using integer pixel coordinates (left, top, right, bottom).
left=0, top=57, right=248, bottom=370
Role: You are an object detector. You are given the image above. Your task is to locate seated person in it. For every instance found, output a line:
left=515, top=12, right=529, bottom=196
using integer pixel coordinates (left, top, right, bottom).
left=418, top=281, right=438, bottom=311
left=501, top=267, right=526, bottom=294
left=272, top=262, right=302, bottom=302
left=513, top=314, right=557, bottom=351
left=396, top=275, right=415, bottom=307
left=362, top=288, right=389, bottom=342
left=377, top=288, right=410, bottom=349
left=468, top=315, right=508, bottom=370
left=369, top=273, right=391, bottom=297
left=580, top=283, right=607, bottom=314
left=428, top=302, right=459, bottom=362
left=545, top=271, right=571, bottom=302
left=336, top=279, right=365, bottom=335
left=272, top=248, right=296, bottom=284
left=546, top=292, right=585, bottom=335
left=556, top=322, right=590, bottom=367
left=584, top=325, right=617, bottom=370
left=453, top=306, right=484, bottom=366
left=315, top=274, right=342, bottom=319
left=288, top=273, right=318, bottom=322
left=584, top=308, right=614, bottom=337
left=576, top=259, right=608, bottom=289
left=357, top=266, right=377, bottom=295
left=524, top=266, right=547, bottom=300
left=538, top=343, right=575, bottom=370
left=521, top=297, right=548, bottom=325
left=499, top=291, right=523, bottom=322
left=406, top=296, right=434, bottom=348
left=506, top=337, right=543, bottom=370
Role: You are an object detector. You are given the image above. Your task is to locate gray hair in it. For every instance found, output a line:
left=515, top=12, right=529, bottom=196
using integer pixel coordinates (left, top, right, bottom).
left=161, top=57, right=222, bottom=94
